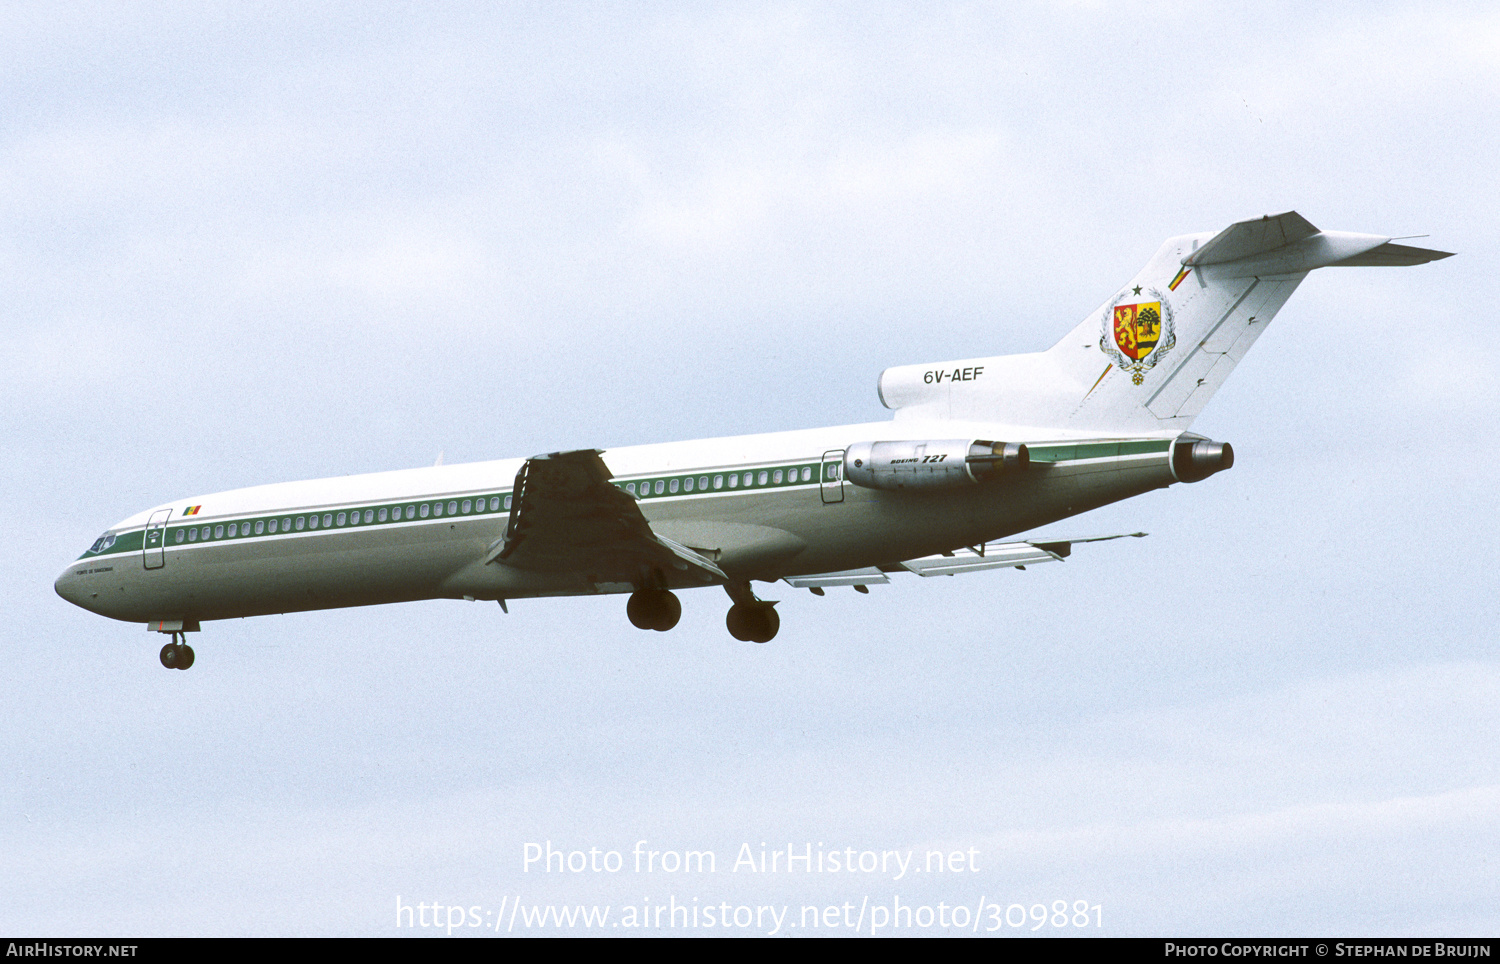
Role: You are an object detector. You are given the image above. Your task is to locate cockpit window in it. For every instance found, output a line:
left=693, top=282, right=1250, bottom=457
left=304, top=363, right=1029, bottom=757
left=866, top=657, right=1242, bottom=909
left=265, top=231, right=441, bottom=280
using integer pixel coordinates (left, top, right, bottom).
left=89, top=532, right=115, bottom=553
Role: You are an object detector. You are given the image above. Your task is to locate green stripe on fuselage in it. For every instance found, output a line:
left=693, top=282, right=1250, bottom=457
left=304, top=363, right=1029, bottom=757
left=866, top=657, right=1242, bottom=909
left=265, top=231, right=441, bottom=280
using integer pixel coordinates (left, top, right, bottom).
left=1026, top=438, right=1171, bottom=464
left=75, top=459, right=826, bottom=561
left=74, top=445, right=1168, bottom=562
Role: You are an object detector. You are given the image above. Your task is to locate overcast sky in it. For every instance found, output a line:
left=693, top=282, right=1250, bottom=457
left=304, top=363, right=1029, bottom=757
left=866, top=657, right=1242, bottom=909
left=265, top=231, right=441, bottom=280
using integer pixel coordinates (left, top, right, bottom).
left=4, top=1, right=1498, bottom=937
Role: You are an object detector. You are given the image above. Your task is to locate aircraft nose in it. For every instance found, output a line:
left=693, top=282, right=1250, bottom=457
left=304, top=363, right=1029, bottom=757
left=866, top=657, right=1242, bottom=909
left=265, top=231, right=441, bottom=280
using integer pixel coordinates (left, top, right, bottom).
left=55, top=565, right=93, bottom=611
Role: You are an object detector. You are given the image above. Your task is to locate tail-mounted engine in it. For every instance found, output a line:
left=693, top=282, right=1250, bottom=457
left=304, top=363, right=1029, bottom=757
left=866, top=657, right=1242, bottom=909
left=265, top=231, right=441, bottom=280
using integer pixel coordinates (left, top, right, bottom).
left=1172, top=436, right=1234, bottom=483
left=844, top=439, right=1029, bottom=491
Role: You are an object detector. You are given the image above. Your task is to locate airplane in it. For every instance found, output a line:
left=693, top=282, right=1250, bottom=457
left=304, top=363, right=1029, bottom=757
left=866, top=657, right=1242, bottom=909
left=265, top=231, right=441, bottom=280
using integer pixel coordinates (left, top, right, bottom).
left=55, top=211, right=1451, bottom=669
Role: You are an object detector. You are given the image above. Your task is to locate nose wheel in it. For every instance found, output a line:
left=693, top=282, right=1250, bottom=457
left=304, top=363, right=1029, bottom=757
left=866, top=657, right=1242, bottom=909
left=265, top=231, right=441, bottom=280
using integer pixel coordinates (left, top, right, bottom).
left=159, top=633, right=195, bottom=670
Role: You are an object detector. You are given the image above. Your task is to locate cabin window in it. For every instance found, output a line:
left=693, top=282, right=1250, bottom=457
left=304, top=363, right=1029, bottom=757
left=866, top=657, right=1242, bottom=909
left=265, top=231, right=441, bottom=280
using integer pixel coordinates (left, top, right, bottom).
left=268, top=519, right=278, bottom=534
left=491, top=497, right=501, bottom=511
left=802, top=467, right=813, bottom=482
left=226, top=524, right=237, bottom=537
left=698, top=476, right=709, bottom=490
left=461, top=499, right=472, bottom=514
left=669, top=478, right=679, bottom=494
left=727, top=474, right=738, bottom=488
left=714, top=475, right=723, bottom=489
left=296, top=517, right=305, bottom=530
left=283, top=517, right=292, bottom=530
left=757, top=471, right=769, bottom=485
left=255, top=520, right=266, bottom=535
left=174, top=530, right=184, bottom=543
left=378, top=508, right=388, bottom=522
left=503, top=495, right=512, bottom=510
left=214, top=525, right=224, bottom=538
left=447, top=501, right=458, bottom=515
left=363, top=509, right=373, bottom=523
left=772, top=470, right=783, bottom=484
left=188, top=528, right=198, bottom=542
left=322, top=514, right=333, bottom=527
left=654, top=480, right=664, bottom=494
left=419, top=504, right=430, bottom=518
left=335, top=512, right=345, bottom=526
left=683, top=477, right=693, bottom=492
left=626, top=483, right=636, bottom=495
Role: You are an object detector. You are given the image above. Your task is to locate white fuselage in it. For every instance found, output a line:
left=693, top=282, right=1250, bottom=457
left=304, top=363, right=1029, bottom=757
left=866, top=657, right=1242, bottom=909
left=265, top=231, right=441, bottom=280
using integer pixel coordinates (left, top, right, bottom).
left=55, top=417, right=1183, bottom=626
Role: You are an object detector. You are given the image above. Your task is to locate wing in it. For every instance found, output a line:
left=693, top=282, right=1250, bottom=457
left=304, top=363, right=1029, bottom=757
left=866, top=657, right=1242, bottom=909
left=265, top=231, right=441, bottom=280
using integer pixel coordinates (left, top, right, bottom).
left=783, top=533, right=1146, bottom=590
left=486, top=449, right=725, bottom=586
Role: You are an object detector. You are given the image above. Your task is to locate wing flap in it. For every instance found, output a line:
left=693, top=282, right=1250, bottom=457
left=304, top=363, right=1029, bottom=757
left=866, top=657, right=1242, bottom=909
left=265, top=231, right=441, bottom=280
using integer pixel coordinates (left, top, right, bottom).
left=784, top=567, right=890, bottom=590
left=901, top=543, right=1065, bottom=575
left=783, top=533, right=1146, bottom=588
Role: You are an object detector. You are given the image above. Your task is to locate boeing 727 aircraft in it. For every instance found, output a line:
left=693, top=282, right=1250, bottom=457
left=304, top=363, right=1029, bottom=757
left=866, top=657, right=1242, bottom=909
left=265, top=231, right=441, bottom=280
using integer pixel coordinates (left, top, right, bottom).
left=55, top=211, right=1450, bottom=669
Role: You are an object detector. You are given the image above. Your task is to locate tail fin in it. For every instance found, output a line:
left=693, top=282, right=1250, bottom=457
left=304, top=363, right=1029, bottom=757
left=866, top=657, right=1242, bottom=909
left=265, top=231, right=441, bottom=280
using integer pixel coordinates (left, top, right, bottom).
left=878, top=211, right=1451, bottom=433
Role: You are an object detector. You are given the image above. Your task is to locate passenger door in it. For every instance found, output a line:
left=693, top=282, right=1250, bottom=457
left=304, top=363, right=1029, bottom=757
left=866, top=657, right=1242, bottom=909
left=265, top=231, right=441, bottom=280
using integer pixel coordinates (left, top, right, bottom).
left=143, top=509, right=171, bottom=569
left=820, top=450, right=845, bottom=504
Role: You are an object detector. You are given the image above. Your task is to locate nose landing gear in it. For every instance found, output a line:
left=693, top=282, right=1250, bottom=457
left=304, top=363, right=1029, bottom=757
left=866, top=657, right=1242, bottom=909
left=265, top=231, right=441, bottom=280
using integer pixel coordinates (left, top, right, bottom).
left=159, top=633, right=195, bottom=670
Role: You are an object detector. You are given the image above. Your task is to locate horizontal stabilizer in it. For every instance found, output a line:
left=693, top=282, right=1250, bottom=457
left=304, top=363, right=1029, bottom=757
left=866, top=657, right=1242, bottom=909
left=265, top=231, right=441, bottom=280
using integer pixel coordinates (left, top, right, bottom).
left=1329, top=241, right=1454, bottom=267
left=1182, top=212, right=1453, bottom=278
left=1184, top=211, right=1319, bottom=266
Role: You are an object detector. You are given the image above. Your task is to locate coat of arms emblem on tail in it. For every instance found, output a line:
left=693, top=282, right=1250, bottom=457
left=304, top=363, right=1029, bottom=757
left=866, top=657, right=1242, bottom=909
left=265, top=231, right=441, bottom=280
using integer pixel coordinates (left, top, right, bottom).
left=1100, top=288, right=1176, bottom=385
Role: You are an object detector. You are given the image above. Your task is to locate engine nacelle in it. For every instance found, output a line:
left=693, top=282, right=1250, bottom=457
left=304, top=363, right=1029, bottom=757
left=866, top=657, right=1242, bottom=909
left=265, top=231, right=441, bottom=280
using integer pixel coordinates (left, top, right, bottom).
left=844, top=439, right=1029, bottom=491
left=1172, top=436, right=1234, bottom=483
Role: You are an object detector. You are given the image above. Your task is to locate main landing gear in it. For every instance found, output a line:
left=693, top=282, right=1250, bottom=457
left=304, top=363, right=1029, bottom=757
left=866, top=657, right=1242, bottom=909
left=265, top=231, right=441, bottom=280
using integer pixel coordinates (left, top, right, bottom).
left=725, top=602, right=779, bottom=643
left=627, top=589, right=682, bottom=632
left=626, top=583, right=781, bottom=643
left=724, top=581, right=779, bottom=643
left=159, top=633, right=195, bottom=670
